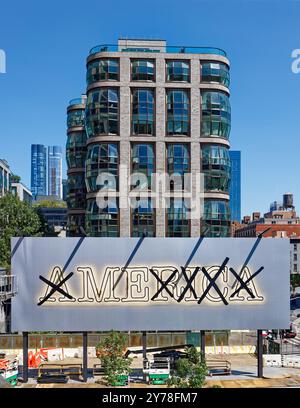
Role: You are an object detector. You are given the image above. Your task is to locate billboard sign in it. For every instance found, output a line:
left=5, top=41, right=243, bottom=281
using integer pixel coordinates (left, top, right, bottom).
left=11, top=237, right=290, bottom=331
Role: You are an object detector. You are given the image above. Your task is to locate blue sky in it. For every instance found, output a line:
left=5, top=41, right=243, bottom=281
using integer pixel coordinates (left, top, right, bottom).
left=0, top=0, right=299, bottom=216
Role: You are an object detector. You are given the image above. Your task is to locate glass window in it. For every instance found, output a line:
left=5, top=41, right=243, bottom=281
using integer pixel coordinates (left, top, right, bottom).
left=131, top=60, right=155, bottom=81
left=67, top=214, right=85, bottom=237
left=67, top=108, right=85, bottom=129
left=201, top=200, right=231, bottom=237
left=131, top=198, right=155, bottom=237
left=201, top=62, right=230, bottom=87
left=66, top=131, right=87, bottom=169
left=167, top=198, right=190, bottom=237
left=86, top=88, right=119, bottom=136
left=67, top=174, right=86, bottom=209
left=85, top=143, right=118, bottom=193
left=167, top=90, right=190, bottom=135
left=201, top=91, right=231, bottom=139
left=86, top=198, right=119, bottom=237
left=132, top=89, right=155, bottom=135
left=167, top=144, right=189, bottom=191
left=131, top=144, right=154, bottom=190
left=202, top=145, right=231, bottom=192
left=166, top=61, right=190, bottom=82
left=86, top=59, right=119, bottom=85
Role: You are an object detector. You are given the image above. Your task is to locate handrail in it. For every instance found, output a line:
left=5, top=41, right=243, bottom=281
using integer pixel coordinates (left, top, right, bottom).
left=89, top=44, right=227, bottom=57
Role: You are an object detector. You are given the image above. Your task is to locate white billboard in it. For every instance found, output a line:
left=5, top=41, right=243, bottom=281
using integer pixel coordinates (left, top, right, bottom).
left=11, top=237, right=290, bottom=331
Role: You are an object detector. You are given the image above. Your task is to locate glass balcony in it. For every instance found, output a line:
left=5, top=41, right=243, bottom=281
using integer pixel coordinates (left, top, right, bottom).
left=89, top=44, right=227, bottom=57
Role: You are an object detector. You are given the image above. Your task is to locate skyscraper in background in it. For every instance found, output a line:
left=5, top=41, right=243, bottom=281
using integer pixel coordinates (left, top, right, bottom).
left=48, top=146, right=63, bottom=199
left=229, top=150, right=241, bottom=222
left=31, top=144, right=47, bottom=197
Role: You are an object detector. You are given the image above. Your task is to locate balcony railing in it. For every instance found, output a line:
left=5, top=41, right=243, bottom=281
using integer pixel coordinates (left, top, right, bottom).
left=0, top=275, right=17, bottom=301
left=68, top=97, right=86, bottom=107
left=89, top=44, right=227, bottom=57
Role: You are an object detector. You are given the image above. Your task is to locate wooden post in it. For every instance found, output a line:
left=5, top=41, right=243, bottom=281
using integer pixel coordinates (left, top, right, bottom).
left=22, top=332, right=28, bottom=383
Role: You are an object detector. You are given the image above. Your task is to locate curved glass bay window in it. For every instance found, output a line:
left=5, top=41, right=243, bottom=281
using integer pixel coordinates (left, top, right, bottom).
left=85, top=143, right=118, bottom=193
left=201, top=62, right=230, bottom=87
left=67, top=109, right=85, bottom=128
left=66, top=131, right=87, bottom=169
left=167, top=144, right=189, bottom=190
left=85, top=88, right=119, bottom=136
left=201, top=91, right=231, bottom=139
left=86, top=198, right=119, bottom=237
left=132, top=198, right=155, bottom=237
left=166, top=61, right=190, bottom=82
left=167, top=90, right=189, bottom=135
left=86, top=59, right=119, bottom=85
left=131, top=144, right=154, bottom=190
left=67, top=174, right=86, bottom=209
left=201, top=200, right=230, bottom=237
left=131, top=60, right=155, bottom=81
left=132, top=89, right=155, bottom=135
left=167, top=199, right=190, bottom=237
left=202, top=145, right=231, bottom=192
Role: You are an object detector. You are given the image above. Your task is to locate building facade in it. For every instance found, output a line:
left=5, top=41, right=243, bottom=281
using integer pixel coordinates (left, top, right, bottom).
left=48, top=146, right=63, bottom=199
left=229, top=150, right=241, bottom=222
left=66, top=97, right=87, bottom=236
left=0, top=159, right=11, bottom=197
left=67, top=39, right=231, bottom=237
left=31, top=144, right=47, bottom=197
left=11, top=182, right=32, bottom=203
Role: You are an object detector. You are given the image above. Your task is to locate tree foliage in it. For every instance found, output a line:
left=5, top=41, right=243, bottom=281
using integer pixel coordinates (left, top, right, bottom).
left=96, top=331, right=132, bottom=386
left=291, top=274, right=300, bottom=289
left=167, top=346, right=208, bottom=388
left=0, top=193, right=42, bottom=268
left=33, top=199, right=67, bottom=208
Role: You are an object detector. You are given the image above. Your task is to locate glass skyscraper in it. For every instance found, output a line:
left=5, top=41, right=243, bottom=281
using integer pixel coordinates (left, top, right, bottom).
left=48, top=146, right=63, bottom=199
left=229, top=150, right=241, bottom=222
left=31, top=144, right=47, bottom=197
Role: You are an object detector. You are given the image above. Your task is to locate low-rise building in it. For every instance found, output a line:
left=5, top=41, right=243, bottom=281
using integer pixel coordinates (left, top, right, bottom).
left=11, top=182, right=32, bottom=203
left=0, top=159, right=11, bottom=197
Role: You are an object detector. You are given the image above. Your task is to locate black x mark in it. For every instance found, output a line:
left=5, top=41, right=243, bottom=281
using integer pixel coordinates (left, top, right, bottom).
left=38, top=272, right=74, bottom=306
left=150, top=268, right=177, bottom=301
left=229, top=266, right=264, bottom=299
left=197, top=257, right=229, bottom=305
left=177, top=266, right=200, bottom=302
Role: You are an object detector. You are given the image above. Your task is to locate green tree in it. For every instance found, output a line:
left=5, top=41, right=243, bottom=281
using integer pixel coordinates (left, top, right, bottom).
left=95, top=331, right=132, bottom=386
left=11, top=174, right=21, bottom=183
left=0, top=193, right=42, bottom=268
left=33, top=199, right=67, bottom=208
left=291, top=274, right=300, bottom=292
left=167, top=347, right=208, bottom=388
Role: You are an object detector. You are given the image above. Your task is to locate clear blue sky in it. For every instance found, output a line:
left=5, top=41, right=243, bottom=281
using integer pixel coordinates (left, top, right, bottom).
left=0, top=0, right=299, bottom=216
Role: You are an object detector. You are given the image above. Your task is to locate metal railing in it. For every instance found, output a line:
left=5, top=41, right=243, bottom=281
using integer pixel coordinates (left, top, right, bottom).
left=0, top=275, right=17, bottom=301
left=89, top=44, right=227, bottom=57
left=68, top=97, right=86, bottom=107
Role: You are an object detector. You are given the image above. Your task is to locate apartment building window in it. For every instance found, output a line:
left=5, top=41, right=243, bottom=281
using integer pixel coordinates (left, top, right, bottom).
left=167, top=198, right=190, bottom=237
left=67, top=109, right=85, bottom=128
left=131, top=144, right=155, bottom=190
left=294, top=253, right=297, bottom=261
left=86, top=88, right=119, bottom=136
left=167, top=144, right=189, bottom=191
left=201, top=91, right=231, bottom=139
left=131, top=60, right=155, bottom=81
left=85, top=143, right=118, bottom=193
left=86, top=198, right=119, bottom=237
left=167, top=90, right=189, bottom=135
left=86, top=59, right=119, bottom=84
left=294, top=243, right=298, bottom=251
left=131, top=198, right=155, bottom=237
left=67, top=174, right=86, bottom=209
left=201, top=200, right=231, bottom=237
left=202, top=145, right=231, bottom=192
left=132, top=89, right=155, bottom=135
left=166, top=61, right=190, bottom=82
left=66, top=131, right=87, bottom=169
left=201, top=62, right=230, bottom=87
left=294, top=264, right=298, bottom=272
